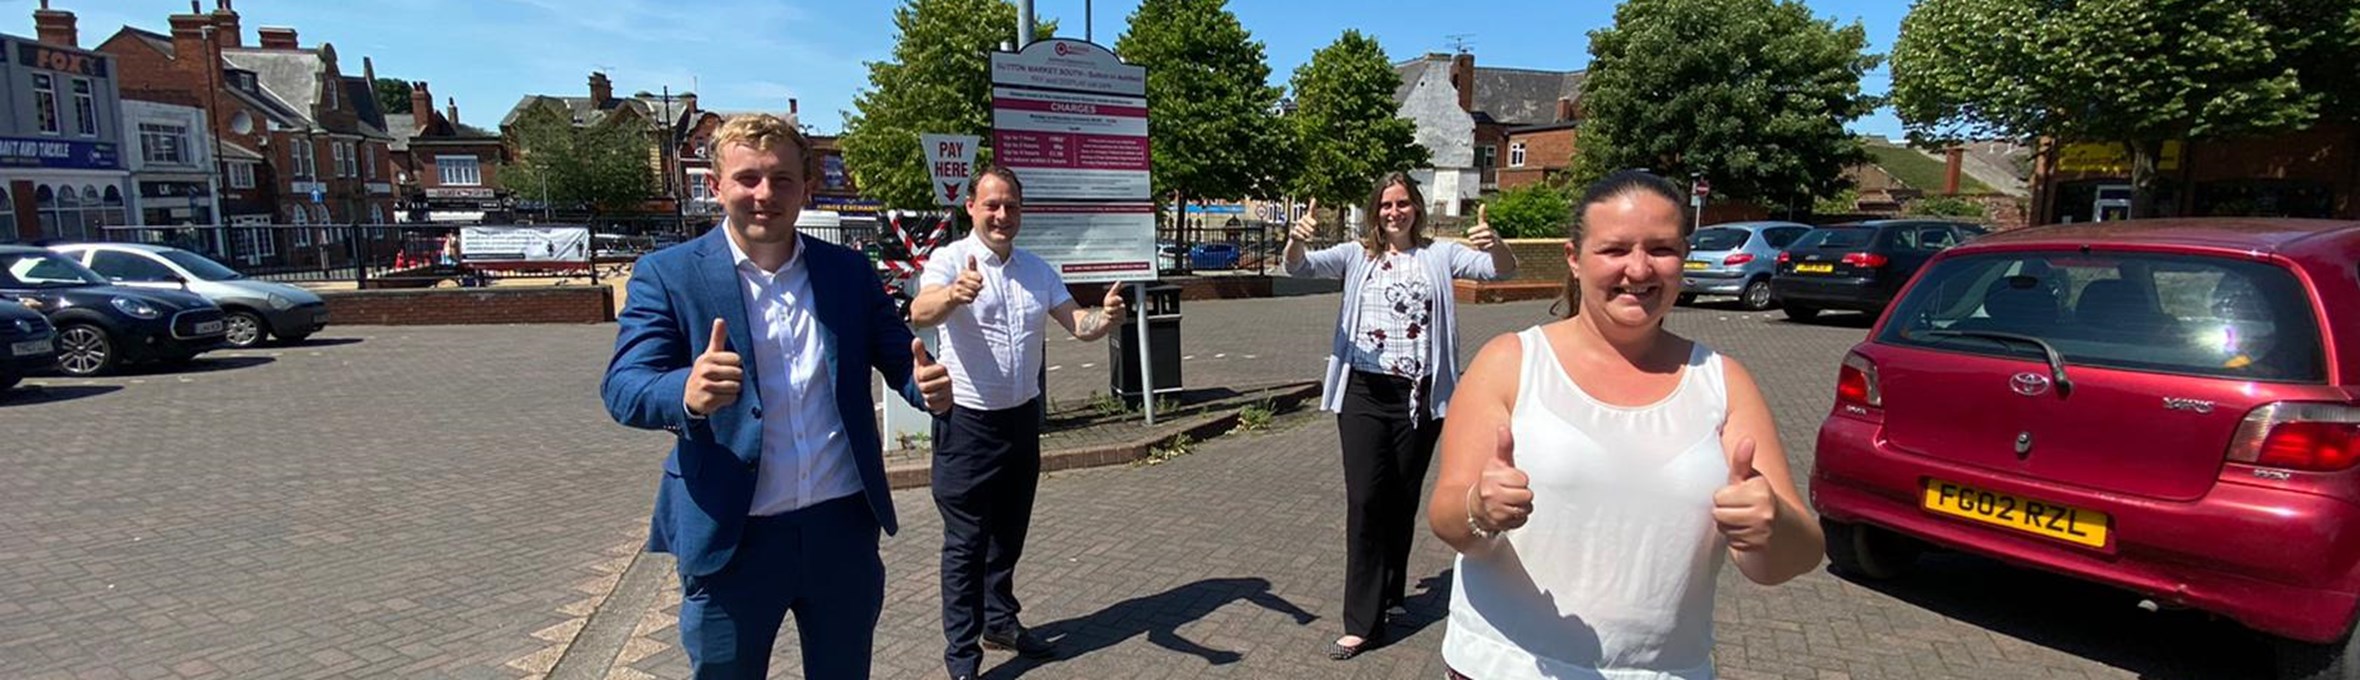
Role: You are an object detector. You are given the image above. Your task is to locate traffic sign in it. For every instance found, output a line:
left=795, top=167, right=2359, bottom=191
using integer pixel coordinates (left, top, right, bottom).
left=921, top=133, right=981, bottom=207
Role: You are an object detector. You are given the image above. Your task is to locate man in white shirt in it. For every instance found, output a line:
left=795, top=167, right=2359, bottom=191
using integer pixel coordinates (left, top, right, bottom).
left=909, top=166, right=1125, bottom=679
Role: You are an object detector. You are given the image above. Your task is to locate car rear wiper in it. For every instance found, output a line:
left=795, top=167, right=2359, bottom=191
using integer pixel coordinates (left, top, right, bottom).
left=1923, top=329, right=2074, bottom=397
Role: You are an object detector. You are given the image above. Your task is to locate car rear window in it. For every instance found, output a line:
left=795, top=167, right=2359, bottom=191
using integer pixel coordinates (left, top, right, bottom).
left=1690, top=228, right=1748, bottom=251
left=1876, top=251, right=2325, bottom=382
left=1790, top=228, right=1872, bottom=250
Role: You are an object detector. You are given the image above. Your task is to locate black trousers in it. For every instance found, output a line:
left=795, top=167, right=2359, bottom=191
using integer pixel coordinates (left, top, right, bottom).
left=1336, top=371, right=1442, bottom=639
left=932, top=398, right=1043, bottom=676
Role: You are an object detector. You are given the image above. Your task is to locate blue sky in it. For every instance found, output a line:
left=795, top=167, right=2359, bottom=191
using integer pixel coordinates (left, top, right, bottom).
left=11, top=0, right=1907, bottom=138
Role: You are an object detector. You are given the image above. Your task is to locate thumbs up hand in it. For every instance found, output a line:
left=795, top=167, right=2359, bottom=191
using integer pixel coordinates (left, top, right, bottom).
left=1473, top=425, right=1533, bottom=534
left=912, top=338, right=953, bottom=413
left=949, top=255, right=985, bottom=306
left=1468, top=203, right=1500, bottom=250
left=1713, top=437, right=1777, bottom=551
left=1289, top=198, right=1320, bottom=242
left=687, top=318, right=743, bottom=417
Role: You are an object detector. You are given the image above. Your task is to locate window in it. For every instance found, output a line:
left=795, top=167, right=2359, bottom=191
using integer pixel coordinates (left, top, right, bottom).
left=228, top=162, right=256, bottom=189
left=325, top=83, right=338, bottom=111
left=1690, top=228, right=1749, bottom=252
left=1509, top=143, right=1526, bottom=168
left=1765, top=227, right=1809, bottom=249
left=334, top=142, right=352, bottom=178
left=437, top=155, right=482, bottom=186
left=370, top=204, right=384, bottom=225
left=72, top=79, right=96, bottom=136
left=140, top=122, right=190, bottom=165
left=1475, top=145, right=1497, bottom=170
left=293, top=204, right=312, bottom=246
left=291, top=138, right=316, bottom=178
left=32, top=74, right=58, bottom=134
left=364, top=145, right=378, bottom=180
left=88, top=250, right=181, bottom=282
left=1791, top=227, right=1873, bottom=250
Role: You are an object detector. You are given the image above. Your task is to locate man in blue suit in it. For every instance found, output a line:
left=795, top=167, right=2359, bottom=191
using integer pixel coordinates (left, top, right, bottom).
left=602, top=113, right=952, bottom=679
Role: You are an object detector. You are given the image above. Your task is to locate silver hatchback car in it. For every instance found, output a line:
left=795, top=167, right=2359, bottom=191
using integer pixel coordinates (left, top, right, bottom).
left=49, top=243, right=329, bottom=348
left=1681, top=220, right=1813, bottom=310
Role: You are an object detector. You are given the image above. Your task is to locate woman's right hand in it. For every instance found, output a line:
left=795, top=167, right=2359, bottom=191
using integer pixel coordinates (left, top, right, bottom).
left=1289, top=198, right=1320, bottom=242
left=1475, top=425, right=1533, bottom=532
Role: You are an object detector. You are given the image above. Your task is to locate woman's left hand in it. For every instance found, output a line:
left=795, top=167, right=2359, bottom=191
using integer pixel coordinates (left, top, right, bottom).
left=1468, top=203, right=1499, bottom=250
left=1712, top=437, right=1778, bottom=551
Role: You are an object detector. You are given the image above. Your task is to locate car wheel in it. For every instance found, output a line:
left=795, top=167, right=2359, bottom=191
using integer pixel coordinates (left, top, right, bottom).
left=223, top=310, right=267, bottom=349
left=1783, top=304, right=1821, bottom=321
left=55, top=324, right=116, bottom=377
left=2278, top=628, right=2360, bottom=680
left=1740, top=278, right=1776, bottom=311
left=1676, top=292, right=1698, bottom=306
left=1823, top=518, right=1920, bottom=580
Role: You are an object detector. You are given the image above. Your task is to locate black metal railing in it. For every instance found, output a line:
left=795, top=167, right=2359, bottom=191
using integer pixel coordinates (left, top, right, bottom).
left=93, top=223, right=659, bottom=288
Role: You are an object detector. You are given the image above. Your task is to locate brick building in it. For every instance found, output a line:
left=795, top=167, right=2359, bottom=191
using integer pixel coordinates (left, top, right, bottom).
left=97, top=0, right=397, bottom=245
left=1392, top=52, right=1584, bottom=213
left=2, top=3, right=131, bottom=243
left=499, top=71, right=680, bottom=218
left=386, top=81, right=510, bottom=223
left=2030, top=125, right=2359, bottom=224
left=670, top=96, right=872, bottom=228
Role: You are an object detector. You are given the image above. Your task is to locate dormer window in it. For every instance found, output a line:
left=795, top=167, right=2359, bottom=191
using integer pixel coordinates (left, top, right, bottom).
left=326, top=84, right=338, bottom=111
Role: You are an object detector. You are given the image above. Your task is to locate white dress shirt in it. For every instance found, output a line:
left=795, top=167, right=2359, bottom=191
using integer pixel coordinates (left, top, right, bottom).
left=722, top=231, right=865, bottom=516
left=921, top=235, right=1073, bottom=411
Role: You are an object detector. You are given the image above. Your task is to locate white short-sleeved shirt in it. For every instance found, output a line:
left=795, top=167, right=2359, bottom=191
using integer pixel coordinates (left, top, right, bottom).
left=920, top=235, right=1074, bottom=411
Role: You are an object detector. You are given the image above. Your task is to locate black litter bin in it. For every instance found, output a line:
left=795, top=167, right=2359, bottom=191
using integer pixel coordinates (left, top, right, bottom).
left=1108, top=282, right=1181, bottom=399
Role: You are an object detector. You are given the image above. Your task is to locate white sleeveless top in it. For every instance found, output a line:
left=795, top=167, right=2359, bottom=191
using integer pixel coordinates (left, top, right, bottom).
left=1443, top=326, right=1732, bottom=680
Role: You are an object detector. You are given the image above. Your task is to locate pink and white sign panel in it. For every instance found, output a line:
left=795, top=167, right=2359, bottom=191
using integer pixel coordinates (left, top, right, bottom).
left=992, top=87, right=1151, bottom=201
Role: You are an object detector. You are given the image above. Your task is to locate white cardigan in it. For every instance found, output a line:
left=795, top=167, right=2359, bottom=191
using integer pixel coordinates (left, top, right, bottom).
left=1285, top=239, right=1511, bottom=419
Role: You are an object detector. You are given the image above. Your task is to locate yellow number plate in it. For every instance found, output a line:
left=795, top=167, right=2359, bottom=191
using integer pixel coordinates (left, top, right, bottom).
left=1923, top=479, right=2111, bottom=548
left=1794, top=263, right=1835, bottom=273
left=1683, top=261, right=1709, bottom=271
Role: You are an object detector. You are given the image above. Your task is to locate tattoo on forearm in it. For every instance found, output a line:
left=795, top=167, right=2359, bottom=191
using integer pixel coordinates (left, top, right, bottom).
left=1080, top=308, right=1109, bottom=336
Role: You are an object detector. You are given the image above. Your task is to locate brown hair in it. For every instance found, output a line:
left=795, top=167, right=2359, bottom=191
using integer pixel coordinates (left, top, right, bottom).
left=1551, top=170, right=1692, bottom=318
left=1360, top=171, right=1432, bottom=260
left=969, top=164, right=1025, bottom=202
left=705, top=113, right=817, bottom=180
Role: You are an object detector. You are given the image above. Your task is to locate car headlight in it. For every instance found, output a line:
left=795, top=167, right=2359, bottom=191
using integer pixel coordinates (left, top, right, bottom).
left=267, top=293, right=295, bottom=310
left=111, top=297, right=162, bottom=319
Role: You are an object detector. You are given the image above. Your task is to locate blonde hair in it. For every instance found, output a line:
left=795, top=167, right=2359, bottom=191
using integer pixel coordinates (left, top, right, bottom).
left=705, top=113, right=816, bottom=178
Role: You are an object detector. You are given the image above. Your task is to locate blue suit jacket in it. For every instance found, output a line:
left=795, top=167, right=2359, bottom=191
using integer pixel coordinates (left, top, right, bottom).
left=600, top=227, right=926, bottom=577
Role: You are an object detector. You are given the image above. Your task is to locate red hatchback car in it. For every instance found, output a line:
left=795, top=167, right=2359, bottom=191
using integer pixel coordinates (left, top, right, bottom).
left=1810, top=219, right=2360, bottom=678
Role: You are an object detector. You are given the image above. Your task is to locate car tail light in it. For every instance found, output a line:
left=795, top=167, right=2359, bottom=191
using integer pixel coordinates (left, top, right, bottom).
left=1841, top=252, right=1890, bottom=268
left=1836, top=352, right=1882, bottom=409
left=1777, top=251, right=1792, bottom=264
left=1723, top=253, right=1754, bottom=265
left=2230, top=403, right=2360, bottom=471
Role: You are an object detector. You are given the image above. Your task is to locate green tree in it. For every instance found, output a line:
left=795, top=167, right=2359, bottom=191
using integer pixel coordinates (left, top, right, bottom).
left=501, top=107, right=658, bottom=215
left=1116, top=0, right=1290, bottom=217
left=1572, top=0, right=1881, bottom=214
left=1284, top=30, right=1428, bottom=208
left=375, top=78, right=411, bottom=115
left=839, top=0, right=1053, bottom=210
left=1904, top=195, right=1988, bottom=219
left=1482, top=183, right=1573, bottom=239
left=1891, top=0, right=2338, bottom=217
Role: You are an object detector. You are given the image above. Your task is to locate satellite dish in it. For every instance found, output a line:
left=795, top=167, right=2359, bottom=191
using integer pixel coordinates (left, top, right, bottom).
left=230, top=111, right=254, bottom=134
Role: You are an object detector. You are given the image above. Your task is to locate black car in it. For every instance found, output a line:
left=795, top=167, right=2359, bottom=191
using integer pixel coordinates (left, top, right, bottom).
left=0, top=300, right=57, bottom=390
left=1769, top=220, right=1987, bottom=321
left=0, top=245, right=227, bottom=376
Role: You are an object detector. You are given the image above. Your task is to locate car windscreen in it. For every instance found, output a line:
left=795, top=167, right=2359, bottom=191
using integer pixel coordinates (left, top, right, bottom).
left=1790, top=228, right=1873, bottom=250
left=0, top=252, right=108, bottom=288
left=159, top=250, right=245, bottom=280
left=1876, top=251, right=2325, bottom=382
left=1690, top=228, right=1748, bottom=252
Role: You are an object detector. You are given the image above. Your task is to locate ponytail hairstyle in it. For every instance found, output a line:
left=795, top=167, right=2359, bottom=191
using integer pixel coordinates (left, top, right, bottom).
left=1551, top=170, right=1692, bottom=318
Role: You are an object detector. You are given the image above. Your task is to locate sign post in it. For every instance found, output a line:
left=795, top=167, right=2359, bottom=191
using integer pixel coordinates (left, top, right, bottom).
left=1690, top=176, right=1709, bottom=232
left=921, top=133, right=981, bottom=207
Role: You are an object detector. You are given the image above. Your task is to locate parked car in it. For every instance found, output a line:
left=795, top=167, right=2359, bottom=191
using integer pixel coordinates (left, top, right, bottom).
left=1769, top=219, right=1986, bottom=321
left=49, top=243, right=328, bottom=348
left=1189, top=242, right=1241, bottom=270
left=1808, top=218, right=2360, bottom=679
left=0, top=300, right=57, bottom=391
left=0, top=245, right=226, bottom=376
left=1680, top=220, right=1813, bottom=310
left=1157, top=240, right=1185, bottom=274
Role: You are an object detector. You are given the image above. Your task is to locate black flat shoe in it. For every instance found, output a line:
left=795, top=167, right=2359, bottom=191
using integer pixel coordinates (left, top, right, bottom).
left=1328, top=637, right=1366, bottom=660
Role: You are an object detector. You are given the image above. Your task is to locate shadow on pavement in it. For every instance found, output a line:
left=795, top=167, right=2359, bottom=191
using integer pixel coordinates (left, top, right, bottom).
left=1840, top=551, right=2273, bottom=679
left=1366, top=571, right=1454, bottom=653
left=983, top=576, right=1318, bottom=678
left=0, top=384, right=123, bottom=406
left=119, top=356, right=277, bottom=376
left=276, top=337, right=365, bottom=348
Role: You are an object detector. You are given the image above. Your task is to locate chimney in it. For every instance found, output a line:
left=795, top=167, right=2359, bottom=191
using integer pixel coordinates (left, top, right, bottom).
left=1943, top=147, right=1965, bottom=195
left=257, top=26, right=297, bottom=50
left=361, top=57, right=375, bottom=89
left=588, top=72, right=614, bottom=109
left=168, top=13, right=217, bottom=71
left=789, top=98, right=799, bottom=116
left=1450, top=53, right=1475, bottom=113
left=446, top=97, right=459, bottom=127
left=409, top=81, right=432, bottom=131
left=209, top=0, right=241, bottom=47
left=1554, top=97, right=1575, bottom=123
left=33, top=1, right=78, bottom=49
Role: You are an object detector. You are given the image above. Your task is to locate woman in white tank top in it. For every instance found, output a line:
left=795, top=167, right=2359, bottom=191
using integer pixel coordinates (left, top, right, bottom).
left=1424, top=171, right=1826, bottom=679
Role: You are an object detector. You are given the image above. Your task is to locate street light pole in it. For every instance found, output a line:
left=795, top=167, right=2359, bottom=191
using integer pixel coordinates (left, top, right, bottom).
left=1017, top=0, right=1033, bottom=46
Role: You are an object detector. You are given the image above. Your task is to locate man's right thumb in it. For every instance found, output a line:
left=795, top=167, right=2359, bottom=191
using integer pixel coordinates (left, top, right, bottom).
left=707, top=318, right=729, bottom=354
left=1492, top=424, right=1516, bottom=468
left=966, top=255, right=979, bottom=272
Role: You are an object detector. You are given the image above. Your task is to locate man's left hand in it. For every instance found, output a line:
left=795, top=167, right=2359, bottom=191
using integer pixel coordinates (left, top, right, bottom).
left=913, top=338, right=953, bottom=413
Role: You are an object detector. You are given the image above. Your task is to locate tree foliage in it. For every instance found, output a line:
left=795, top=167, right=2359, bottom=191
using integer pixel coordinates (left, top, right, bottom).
left=501, top=106, right=658, bottom=215
left=1116, top=0, right=1291, bottom=207
left=1483, top=183, right=1573, bottom=239
left=374, top=78, right=411, bottom=115
left=1572, top=0, right=1881, bottom=212
left=839, top=0, right=1053, bottom=210
left=1891, top=0, right=2353, bottom=217
left=1284, top=30, right=1428, bottom=208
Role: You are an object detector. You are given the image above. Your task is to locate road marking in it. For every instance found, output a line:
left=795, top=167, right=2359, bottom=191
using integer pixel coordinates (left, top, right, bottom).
left=1183, top=355, right=1196, bottom=361
left=1243, top=354, right=1258, bottom=359
left=1080, top=363, right=1096, bottom=369
left=1214, top=353, right=1227, bottom=359
left=1047, top=365, right=1063, bottom=372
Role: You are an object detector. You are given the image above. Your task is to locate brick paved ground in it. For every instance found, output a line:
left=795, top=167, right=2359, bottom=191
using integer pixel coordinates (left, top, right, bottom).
left=0, top=294, right=2278, bottom=679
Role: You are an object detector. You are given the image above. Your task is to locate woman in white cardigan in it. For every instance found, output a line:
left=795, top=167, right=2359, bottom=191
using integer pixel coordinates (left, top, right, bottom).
left=1283, top=171, right=1518, bottom=660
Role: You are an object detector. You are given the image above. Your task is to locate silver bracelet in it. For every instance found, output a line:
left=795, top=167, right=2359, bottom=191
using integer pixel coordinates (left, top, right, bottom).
left=1465, top=484, right=1499, bottom=539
